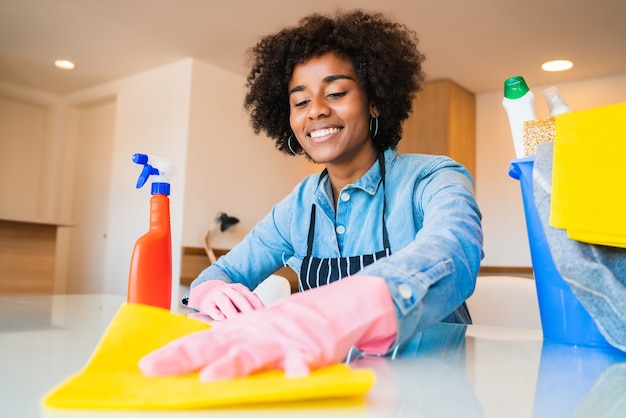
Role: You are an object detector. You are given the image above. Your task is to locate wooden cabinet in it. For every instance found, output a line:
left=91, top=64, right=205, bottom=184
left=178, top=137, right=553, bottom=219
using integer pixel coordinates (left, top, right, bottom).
left=399, top=79, right=476, bottom=178
left=0, top=218, right=71, bottom=294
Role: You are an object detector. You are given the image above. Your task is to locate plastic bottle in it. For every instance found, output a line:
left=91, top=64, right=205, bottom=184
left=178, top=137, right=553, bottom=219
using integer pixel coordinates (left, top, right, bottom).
left=542, top=86, right=572, bottom=116
left=502, top=76, right=536, bottom=158
left=128, top=153, right=175, bottom=310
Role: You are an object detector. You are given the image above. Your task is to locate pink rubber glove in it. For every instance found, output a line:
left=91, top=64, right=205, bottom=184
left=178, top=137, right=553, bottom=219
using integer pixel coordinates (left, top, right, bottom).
left=187, top=280, right=264, bottom=320
left=140, top=275, right=397, bottom=381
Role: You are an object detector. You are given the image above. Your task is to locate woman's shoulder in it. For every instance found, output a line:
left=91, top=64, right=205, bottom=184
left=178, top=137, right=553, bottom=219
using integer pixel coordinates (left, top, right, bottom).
left=390, top=151, right=473, bottom=185
left=393, top=151, right=464, bottom=171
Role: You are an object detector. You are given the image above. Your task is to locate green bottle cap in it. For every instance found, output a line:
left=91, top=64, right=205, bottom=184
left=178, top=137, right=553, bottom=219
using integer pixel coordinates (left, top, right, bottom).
left=504, top=76, right=530, bottom=99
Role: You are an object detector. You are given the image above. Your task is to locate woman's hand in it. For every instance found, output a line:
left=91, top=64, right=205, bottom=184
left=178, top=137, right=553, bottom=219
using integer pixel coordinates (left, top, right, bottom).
left=187, top=280, right=264, bottom=320
left=140, top=276, right=397, bottom=381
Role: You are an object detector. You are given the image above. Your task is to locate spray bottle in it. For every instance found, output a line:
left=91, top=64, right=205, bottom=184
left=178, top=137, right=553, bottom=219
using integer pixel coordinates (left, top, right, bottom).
left=128, top=153, right=174, bottom=310
left=542, top=85, right=572, bottom=116
left=502, top=76, right=536, bottom=158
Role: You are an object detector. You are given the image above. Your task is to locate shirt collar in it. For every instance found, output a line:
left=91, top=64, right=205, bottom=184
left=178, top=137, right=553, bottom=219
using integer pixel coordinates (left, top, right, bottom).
left=316, top=148, right=398, bottom=198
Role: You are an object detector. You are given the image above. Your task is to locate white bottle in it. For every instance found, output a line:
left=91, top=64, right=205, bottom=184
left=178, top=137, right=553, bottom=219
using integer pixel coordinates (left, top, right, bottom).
left=543, top=86, right=571, bottom=116
left=502, top=76, right=536, bottom=158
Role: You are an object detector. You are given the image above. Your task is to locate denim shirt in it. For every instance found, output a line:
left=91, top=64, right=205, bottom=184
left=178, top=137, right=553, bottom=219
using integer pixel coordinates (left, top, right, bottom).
left=190, top=148, right=484, bottom=350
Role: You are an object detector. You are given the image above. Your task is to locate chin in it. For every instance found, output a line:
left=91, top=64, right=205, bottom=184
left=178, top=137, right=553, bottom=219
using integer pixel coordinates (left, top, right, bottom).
left=304, top=147, right=340, bottom=164
left=307, top=154, right=334, bottom=165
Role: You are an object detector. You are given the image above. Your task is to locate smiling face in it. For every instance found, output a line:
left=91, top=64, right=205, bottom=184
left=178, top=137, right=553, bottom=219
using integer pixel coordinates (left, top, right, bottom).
left=288, top=52, right=379, bottom=175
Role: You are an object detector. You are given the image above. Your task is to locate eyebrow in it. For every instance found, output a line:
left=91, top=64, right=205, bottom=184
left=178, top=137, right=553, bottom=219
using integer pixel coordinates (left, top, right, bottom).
left=289, top=74, right=355, bottom=96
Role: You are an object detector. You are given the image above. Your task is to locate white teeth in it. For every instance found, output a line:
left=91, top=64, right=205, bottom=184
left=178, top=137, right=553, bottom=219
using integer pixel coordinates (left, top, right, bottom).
left=309, top=127, right=340, bottom=138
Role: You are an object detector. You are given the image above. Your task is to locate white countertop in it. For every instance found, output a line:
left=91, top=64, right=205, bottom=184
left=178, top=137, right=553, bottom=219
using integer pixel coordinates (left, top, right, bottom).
left=1, top=294, right=625, bottom=418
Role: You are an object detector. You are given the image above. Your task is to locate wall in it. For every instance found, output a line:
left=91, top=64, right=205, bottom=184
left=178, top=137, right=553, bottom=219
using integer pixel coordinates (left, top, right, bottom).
left=0, top=96, right=48, bottom=218
left=64, top=97, right=116, bottom=293
left=0, top=85, right=66, bottom=221
left=476, top=73, right=626, bottom=267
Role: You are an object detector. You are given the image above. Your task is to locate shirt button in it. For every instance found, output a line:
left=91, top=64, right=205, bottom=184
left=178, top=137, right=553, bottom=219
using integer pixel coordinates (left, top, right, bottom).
left=340, top=192, right=351, bottom=202
left=336, top=225, right=346, bottom=234
left=398, top=284, right=413, bottom=299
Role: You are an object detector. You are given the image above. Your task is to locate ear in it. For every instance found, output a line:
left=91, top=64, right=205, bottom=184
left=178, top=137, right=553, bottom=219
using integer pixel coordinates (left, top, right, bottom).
left=369, top=102, right=380, bottom=118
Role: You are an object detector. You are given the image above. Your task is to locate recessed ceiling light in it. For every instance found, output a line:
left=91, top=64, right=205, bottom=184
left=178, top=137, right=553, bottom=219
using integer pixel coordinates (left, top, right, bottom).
left=541, top=59, right=573, bottom=72
left=54, top=59, right=76, bottom=70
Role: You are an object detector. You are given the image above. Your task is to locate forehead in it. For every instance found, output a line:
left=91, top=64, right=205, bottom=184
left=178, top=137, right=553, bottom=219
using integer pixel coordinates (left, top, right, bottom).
left=289, top=52, right=357, bottom=87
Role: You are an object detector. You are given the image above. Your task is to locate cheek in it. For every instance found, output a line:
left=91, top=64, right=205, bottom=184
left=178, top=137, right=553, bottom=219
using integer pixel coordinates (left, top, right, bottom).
left=289, top=112, right=307, bottom=138
left=348, top=108, right=371, bottom=133
left=288, top=111, right=299, bottom=129
left=341, top=98, right=370, bottom=124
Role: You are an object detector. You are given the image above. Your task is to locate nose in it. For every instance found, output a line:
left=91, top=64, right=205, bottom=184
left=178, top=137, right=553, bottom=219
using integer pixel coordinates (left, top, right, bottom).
left=307, top=95, right=330, bottom=119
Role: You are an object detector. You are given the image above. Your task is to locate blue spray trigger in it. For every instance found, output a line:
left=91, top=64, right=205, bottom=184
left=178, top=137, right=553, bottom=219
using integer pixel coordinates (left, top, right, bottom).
left=136, top=164, right=160, bottom=189
left=132, top=153, right=173, bottom=195
left=133, top=153, right=149, bottom=165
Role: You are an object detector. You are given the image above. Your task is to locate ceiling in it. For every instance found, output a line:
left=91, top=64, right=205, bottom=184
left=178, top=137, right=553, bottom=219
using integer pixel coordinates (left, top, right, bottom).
left=1, top=0, right=626, bottom=95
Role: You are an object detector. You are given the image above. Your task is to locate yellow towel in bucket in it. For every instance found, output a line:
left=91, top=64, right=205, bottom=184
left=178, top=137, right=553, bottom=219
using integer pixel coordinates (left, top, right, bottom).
left=41, top=303, right=374, bottom=410
left=550, top=101, right=626, bottom=248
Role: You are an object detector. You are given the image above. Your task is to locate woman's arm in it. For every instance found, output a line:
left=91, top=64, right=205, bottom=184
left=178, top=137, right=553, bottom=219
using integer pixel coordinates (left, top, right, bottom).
left=358, top=159, right=483, bottom=348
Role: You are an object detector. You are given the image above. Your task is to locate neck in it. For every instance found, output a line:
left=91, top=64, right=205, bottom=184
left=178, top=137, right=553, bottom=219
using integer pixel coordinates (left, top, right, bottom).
left=327, top=147, right=379, bottom=207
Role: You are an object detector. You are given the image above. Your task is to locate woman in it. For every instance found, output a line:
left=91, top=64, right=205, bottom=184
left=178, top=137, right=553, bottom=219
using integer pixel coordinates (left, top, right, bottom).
left=140, top=9, right=483, bottom=381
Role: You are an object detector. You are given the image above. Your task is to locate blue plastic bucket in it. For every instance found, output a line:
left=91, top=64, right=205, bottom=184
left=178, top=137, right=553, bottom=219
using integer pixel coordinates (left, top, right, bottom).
left=508, top=156, right=610, bottom=347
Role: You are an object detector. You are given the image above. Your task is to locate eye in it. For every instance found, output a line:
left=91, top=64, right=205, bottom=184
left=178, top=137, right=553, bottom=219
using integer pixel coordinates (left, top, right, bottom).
left=294, top=99, right=310, bottom=108
left=328, top=91, right=347, bottom=99
left=290, top=92, right=310, bottom=109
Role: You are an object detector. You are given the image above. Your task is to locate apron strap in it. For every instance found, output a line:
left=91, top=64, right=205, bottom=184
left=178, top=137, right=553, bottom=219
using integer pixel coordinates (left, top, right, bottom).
left=306, top=168, right=328, bottom=257
left=378, top=153, right=390, bottom=250
left=306, top=202, right=317, bottom=257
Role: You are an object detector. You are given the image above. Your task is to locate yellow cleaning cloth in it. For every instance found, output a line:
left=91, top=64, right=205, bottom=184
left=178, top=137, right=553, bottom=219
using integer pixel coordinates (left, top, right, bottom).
left=550, top=101, right=626, bottom=247
left=42, top=303, right=375, bottom=410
